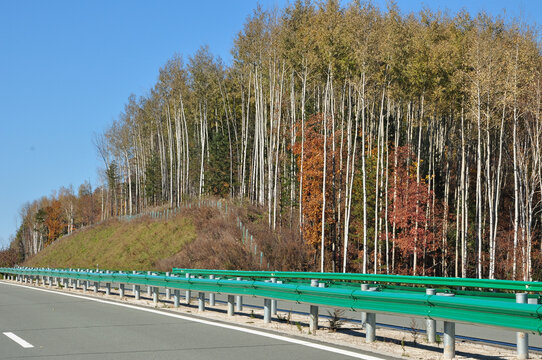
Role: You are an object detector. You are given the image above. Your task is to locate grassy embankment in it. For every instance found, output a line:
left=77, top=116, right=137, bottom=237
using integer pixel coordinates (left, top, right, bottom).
left=23, top=203, right=313, bottom=272
left=24, top=215, right=196, bottom=271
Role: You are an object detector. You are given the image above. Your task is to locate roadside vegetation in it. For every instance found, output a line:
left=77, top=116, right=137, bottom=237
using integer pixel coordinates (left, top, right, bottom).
left=6, top=0, right=542, bottom=279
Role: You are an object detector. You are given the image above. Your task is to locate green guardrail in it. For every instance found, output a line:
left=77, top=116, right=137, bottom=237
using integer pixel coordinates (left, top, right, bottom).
left=172, top=268, right=542, bottom=292
left=2, top=267, right=542, bottom=334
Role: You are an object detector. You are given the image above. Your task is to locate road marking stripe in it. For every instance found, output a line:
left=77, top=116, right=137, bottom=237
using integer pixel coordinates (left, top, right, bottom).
left=0, top=281, right=387, bottom=360
left=3, top=332, right=34, bottom=348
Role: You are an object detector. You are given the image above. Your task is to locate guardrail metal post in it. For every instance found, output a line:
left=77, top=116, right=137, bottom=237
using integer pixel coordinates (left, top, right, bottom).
left=264, top=298, right=271, bottom=323
left=364, top=286, right=377, bottom=343
left=516, top=293, right=528, bottom=360
left=443, top=321, right=455, bottom=359
left=94, top=281, right=99, bottom=294
left=426, top=288, right=436, bottom=343
left=132, top=271, right=137, bottom=294
left=134, top=285, right=140, bottom=300
left=361, top=284, right=368, bottom=326
left=236, top=277, right=243, bottom=311
left=119, top=283, right=125, bottom=298
left=72, top=279, right=77, bottom=290
left=198, top=292, right=205, bottom=311
left=309, top=279, right=319, bottom=333
left=153, top=287, right=159, bottom=304
left=165, top=272, right=171, bottom=299
left=173, top=289, right=180, bottom=307
left=209, top=275, right=216, bottom=306
left=82, top=280, right=87, bottom=292
left=441, top=293, right=456, bottom=359
left=227, top=295, right=235, bottom=316
left=185, top=273, right=191, bottom=304
left=271, top=277, right=277, bottom=315
left=105, top=283, right=111, bottom=296
left=147, top=271, right=152, bottom=297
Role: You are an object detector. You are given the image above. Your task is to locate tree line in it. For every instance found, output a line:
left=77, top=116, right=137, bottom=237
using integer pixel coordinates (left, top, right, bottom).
left=9, top=1, right=542, bottom=280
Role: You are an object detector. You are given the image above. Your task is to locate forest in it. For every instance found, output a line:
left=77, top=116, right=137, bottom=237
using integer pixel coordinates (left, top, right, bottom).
left=8, top=1, right=542, bottom=280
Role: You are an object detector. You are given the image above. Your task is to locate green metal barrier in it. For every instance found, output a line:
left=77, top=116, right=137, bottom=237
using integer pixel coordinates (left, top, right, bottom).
left=172, top=268, right=542, bottom=292
left=2, top=267, right=542, bottom=334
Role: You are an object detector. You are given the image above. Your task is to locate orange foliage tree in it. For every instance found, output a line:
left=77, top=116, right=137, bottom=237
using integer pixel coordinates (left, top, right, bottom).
left=44, top=199, right=66, bottom=245
left=293, top=113, right=339, bottom=265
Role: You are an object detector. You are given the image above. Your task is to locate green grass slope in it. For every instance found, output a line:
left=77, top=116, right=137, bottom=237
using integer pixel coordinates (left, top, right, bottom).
left=24, top=215, right=196, bottom=271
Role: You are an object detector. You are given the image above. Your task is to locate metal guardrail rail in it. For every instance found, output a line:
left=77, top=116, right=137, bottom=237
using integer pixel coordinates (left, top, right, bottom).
left=1, top=267, right=540, bottom=332
left=1, top=267, right=540, bottom=359
left=172, top=268, right=542, bottom=292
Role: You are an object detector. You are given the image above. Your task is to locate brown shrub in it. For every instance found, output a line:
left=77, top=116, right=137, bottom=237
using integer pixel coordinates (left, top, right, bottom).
left=156, top=201, right=315, bottom=272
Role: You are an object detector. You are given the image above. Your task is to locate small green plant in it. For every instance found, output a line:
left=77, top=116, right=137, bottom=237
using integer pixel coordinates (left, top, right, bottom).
left=296, top=322, right=302, bottom=332
left=401, top=336, right=407, bottom=357
left=327, top=309, right=345, bottom=332
left=435, top=333, right=442, bottom=346
left=277, top=309, right=293, bottom=324
left=250, top=310, right=255, bottom=318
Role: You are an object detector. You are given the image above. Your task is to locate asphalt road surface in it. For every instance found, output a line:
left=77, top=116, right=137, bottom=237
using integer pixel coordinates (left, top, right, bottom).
left=0, top=282, right=396, bottom=360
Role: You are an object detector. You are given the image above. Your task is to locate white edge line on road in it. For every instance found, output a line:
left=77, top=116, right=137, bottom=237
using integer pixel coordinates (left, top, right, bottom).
left=3, top=331, right=34, bottom=348
left=0, top=281, right=386, bottom=360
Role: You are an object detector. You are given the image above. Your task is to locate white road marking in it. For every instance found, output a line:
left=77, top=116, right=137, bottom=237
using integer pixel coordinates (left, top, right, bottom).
left=3, top=332, right=34, bottom=348
left=0, top=281, right=386, bottom=360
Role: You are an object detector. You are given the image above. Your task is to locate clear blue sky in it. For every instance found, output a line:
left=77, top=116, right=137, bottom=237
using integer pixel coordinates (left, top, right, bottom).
left=0, top=0, right=540, bottom=247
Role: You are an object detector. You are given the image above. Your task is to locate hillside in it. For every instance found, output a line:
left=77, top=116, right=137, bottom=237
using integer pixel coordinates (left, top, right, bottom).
left=23, top=204, right=313, bottom=272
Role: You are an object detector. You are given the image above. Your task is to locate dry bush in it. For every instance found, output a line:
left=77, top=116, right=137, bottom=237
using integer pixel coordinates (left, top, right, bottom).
left=156, top=206, right=256, bottom=270
left=0, top=248, right=21, bottom=267
left=156, top=201, right=315, bottom=271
